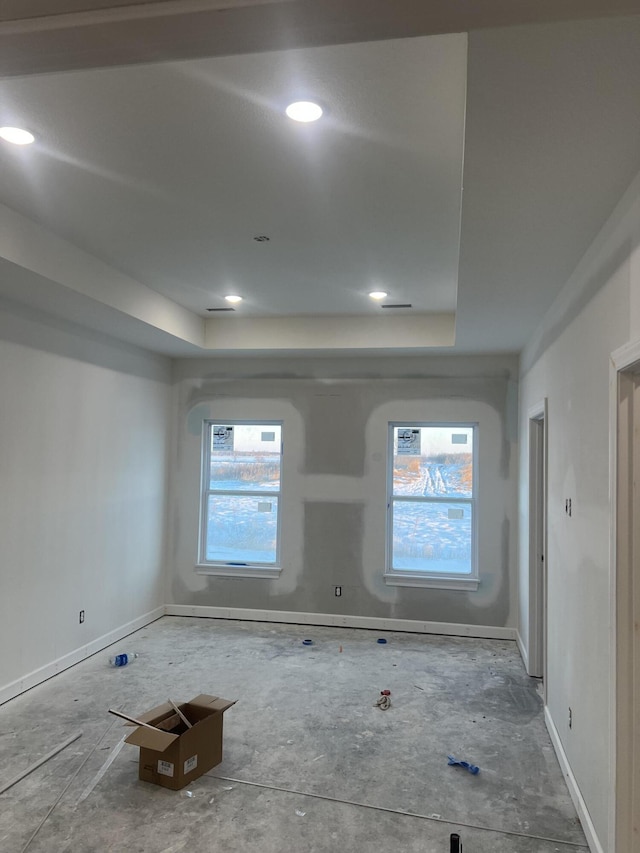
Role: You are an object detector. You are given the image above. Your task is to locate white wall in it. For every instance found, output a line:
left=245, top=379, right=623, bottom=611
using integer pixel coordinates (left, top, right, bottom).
left=518, top=170, right=640, bottom=850
left=0, top=299, right=172, bottom=703
left=167, top=355, right=519, bottom=631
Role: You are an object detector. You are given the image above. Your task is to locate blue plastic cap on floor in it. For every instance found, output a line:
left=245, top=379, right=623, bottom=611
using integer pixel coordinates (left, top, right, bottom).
left=447, top=755, right=480, bottom=775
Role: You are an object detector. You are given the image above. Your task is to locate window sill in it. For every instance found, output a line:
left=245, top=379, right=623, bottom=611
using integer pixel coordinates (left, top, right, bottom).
left=196, top=564, right=282, bottom=580
left=384, top=572, right=479, bottom=591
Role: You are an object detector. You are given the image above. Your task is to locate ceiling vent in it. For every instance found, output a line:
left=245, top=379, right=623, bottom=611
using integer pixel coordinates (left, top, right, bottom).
left=380, top=303, right=412, bottom=309
left=206, top=307, right=236, bottom=312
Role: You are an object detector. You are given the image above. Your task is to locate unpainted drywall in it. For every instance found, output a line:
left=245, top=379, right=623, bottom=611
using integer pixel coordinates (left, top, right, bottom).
left=0, top=299, right=172, bottom=697
left=518, top=168, right=640, bottom=848
left=167, top=355, right=519, bottom=629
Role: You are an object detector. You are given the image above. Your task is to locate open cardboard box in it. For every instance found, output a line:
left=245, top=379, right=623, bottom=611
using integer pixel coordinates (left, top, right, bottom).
left=123, top=694, right=236, bottom=790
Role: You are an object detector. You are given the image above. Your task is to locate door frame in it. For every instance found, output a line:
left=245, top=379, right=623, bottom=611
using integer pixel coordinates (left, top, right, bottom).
left=527, top=400, right=547, bottom=685
left=609, top=338, right=640, bottom=852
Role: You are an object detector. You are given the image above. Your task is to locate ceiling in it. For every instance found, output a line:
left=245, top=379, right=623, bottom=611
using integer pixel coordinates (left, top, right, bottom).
left=0, top=1, right=639, bottom=357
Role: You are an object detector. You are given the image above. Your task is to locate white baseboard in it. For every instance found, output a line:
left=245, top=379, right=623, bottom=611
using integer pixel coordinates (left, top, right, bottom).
left=0, top=606, right=164, bottom=707
left=515, top=630, right=529, bottom=670
left=544, top=706, right=604, bottom=853
left=165, top=604, right=517, bottom=641
left=0, top=605, right=516, bottom=707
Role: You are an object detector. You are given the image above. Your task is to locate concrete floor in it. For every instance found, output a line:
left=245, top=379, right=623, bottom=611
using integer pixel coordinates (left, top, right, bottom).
left=0, top=617, right=587, bottom=852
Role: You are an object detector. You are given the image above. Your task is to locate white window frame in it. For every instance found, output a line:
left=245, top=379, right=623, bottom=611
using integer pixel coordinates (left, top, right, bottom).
left=384, top=422, right=479, bottom=590
left=196, top=419, right=283, bottom=579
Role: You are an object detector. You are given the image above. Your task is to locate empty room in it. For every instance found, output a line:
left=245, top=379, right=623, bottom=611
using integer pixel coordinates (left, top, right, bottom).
left=1, top=2, right=639, bottom=852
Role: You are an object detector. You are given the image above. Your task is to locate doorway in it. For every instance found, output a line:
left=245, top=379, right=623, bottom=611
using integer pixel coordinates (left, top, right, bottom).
left=612, top=340, right=640, bottom=852
left=528, top=401, right=547, bottom=687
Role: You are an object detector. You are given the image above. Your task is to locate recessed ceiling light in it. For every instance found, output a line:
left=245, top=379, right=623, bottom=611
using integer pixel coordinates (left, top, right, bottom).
left=0, top=126, right=35, bottom=145
left=285, top=101, right=323, bottom=123
left=225, top=294, right=243, bottom=304
left=369, top=291, right=388, bottom=300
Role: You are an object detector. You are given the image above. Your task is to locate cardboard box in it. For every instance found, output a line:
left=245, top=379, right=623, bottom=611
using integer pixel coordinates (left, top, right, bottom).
left=124, top=694, right=236, bottom=790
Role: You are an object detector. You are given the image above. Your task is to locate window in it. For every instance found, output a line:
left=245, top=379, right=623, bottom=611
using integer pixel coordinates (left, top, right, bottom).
left=385, top=423, right=478, bottom=589
left=198, top=421, right=282, bottom=577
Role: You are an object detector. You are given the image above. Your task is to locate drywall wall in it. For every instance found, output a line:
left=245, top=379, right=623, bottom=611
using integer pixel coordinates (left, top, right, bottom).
left=0, top=298, right=172, bottom=702
left=167, top=354, right=519, bottom=630
left=0, top=202, right=205, bottom=349
left=204, top=314, right=455, bottom=350
left=518, top=169, right=640, bottom=849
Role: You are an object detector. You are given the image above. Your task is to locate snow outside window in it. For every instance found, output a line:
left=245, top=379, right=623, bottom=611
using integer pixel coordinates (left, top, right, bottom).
left=385, top=423, right=479, bottom=590
left=198, top=421, right=282, bottom=577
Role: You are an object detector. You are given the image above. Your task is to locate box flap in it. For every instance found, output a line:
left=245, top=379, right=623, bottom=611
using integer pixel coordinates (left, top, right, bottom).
left=135, top=702, right=175, bottom=725
left=155, top=713, right=182, bottom=732
left=124, top=727, right=179, bottom=752
left=188, top=694, right=237, bottom=713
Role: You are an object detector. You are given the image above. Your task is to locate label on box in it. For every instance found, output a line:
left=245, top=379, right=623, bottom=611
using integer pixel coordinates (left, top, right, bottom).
left=157, top=760, right=174, bottom=777
left=184, top=755, right=198, bottom=774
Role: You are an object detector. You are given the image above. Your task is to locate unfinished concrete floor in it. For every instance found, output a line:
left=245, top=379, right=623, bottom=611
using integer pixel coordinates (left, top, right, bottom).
left=0, top=617, right=587, bottom=852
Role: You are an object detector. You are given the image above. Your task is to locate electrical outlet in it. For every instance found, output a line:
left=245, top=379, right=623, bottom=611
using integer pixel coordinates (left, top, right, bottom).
left=334, top=586, right=342, bottom=597
left=569, top=707, right=572, bottom=729
left=79, top=610, right=85, bottom=624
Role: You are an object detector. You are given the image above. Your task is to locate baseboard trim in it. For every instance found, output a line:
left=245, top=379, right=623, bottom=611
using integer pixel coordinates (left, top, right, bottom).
left=544, top=706, right=603, bottom=853
left=0, top=606, right=516, bottom=707
left=165, top=605, right=516, bottom=641
left=0, top=606, right=165, bottom=707
left=515, top=630, right=529, bottom=671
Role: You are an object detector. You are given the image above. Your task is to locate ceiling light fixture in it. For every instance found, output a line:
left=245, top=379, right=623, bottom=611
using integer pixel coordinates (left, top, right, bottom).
left=224, top=294, right=243, bottom=304
left=0, top=126, right=35, bottom=145
left=285, top=101, right=323, bottom=123
left=369, top=291, right=388, bottom=300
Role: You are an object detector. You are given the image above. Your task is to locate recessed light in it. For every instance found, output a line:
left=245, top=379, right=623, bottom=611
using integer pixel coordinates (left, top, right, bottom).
left=0, top=126, right=35, bottom=145
left=285, top=101, right=323, bottom=123
left=225, top=294, right=243, bottom=304
left=369, top=291, right=388, bottom=301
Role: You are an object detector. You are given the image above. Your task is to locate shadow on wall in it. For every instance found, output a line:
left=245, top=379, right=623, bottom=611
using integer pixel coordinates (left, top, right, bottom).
left=0, top=294, right=170, bottom=382
left=523, top=233, right=636, bottom=373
